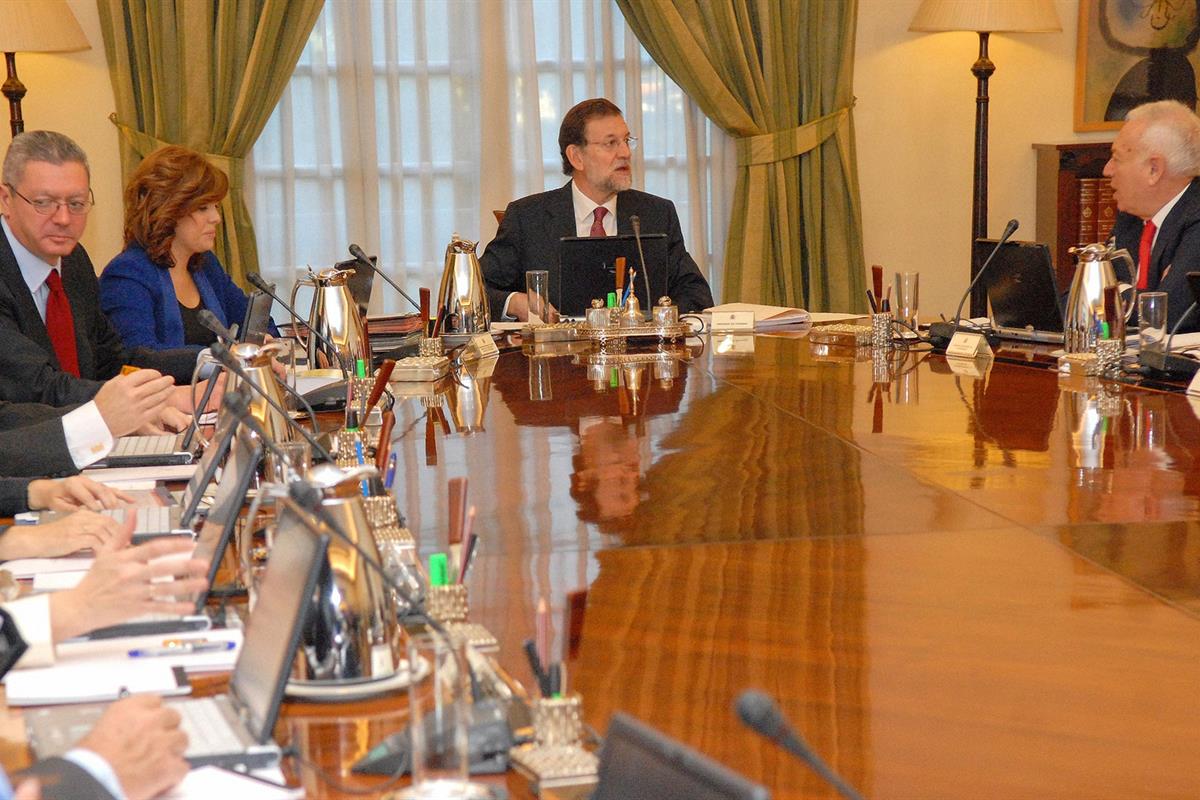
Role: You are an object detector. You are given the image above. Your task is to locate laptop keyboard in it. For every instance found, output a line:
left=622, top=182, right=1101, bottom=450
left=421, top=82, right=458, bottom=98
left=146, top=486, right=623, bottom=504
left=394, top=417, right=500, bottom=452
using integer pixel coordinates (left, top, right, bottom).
left=177, top=697, right=245, bottom=756
left=111, top=434, right=182, bottom=457
left=101, top=505, right=173, bottom=534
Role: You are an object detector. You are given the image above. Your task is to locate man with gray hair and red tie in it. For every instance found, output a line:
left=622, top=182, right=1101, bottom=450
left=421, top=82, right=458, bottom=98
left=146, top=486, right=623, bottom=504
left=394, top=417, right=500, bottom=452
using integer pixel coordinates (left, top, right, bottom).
left=1106, top=99, right=1200, bottom=331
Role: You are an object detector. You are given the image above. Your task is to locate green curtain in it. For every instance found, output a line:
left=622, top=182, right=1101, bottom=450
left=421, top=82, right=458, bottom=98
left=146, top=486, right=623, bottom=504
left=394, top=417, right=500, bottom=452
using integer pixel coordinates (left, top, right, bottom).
left=96, top=0, right=323, bottom=287
left=615, top=0, right=865, bottom=312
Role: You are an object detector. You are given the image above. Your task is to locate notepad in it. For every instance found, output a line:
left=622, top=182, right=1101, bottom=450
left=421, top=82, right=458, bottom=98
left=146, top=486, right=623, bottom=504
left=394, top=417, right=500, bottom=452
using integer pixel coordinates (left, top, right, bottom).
left=705, top=302, right=812, bottom=329
left=4, top=660, right=191, bottom=705
left=160, top=766, right=302, bottom=799
left=2, top=557, right=94, bottom=579
left=83, top=464, right=199, bottom=484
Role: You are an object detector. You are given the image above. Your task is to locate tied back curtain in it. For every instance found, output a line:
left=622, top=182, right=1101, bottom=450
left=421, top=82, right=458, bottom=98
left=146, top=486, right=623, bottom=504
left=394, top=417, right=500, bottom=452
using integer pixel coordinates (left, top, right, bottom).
left=615, top=0, right=865, bottom=311
left=96, top=0, right=324, bottom=287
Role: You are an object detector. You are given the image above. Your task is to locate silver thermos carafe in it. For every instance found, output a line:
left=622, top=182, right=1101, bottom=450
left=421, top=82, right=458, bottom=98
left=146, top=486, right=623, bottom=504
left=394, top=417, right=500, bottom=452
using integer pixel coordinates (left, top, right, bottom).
left=1064, top=243, right=1136, bottom=353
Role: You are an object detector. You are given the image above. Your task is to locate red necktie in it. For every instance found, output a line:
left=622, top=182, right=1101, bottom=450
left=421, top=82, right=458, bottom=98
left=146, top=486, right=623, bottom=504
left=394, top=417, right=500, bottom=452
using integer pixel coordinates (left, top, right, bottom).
left=44, top=269, right=80, bottom=377
left=1137, top=219, right=1157, bottom=290
left=590, top=206, right=608, bottom=237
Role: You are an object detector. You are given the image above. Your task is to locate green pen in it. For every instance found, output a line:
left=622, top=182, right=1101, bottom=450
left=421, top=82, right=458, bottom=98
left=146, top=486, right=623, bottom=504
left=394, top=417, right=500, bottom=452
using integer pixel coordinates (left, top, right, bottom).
left=356, top=358, right=367, bottom=379
left=606, top=292, right=617, bottom=308
left=429, top=553, right=449, bottom=586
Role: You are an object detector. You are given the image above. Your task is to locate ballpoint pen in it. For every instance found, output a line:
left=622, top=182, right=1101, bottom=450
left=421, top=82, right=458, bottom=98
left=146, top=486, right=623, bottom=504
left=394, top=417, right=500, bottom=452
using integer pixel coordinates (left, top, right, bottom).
left=129, top=640, right=236, bottom=657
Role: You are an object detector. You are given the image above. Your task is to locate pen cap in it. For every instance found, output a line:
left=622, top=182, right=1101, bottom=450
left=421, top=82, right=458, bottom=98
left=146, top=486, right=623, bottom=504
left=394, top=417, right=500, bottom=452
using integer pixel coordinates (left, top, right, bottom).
left=429, top=552, right=450, bottom=586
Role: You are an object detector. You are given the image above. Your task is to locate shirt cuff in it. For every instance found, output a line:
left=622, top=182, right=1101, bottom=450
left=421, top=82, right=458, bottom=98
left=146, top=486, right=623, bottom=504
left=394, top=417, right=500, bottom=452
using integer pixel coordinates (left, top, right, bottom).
left=62, top=401, right=114, bottom=469
left=3, top=594, right=54, bottom=669
left=64, top=748, right=127, bottom=800
left=502, top=292, right=518, bottom=321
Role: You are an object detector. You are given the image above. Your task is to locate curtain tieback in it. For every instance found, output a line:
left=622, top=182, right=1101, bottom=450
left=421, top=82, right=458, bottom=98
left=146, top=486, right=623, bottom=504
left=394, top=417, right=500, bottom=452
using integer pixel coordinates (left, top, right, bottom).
left=109, top=114, right=246, bottom=188
left=735, top=104, right=853, bottom=167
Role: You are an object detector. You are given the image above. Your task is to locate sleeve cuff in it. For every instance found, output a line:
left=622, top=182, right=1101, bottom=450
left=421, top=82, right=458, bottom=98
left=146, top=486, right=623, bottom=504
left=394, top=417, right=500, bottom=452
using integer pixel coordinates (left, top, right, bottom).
left=62, top=401, right=114, bottom=469
left=3, top=594, right=54, bottom=669
left=64, top=748, right=126, bottom=800
left=501, top=292, right=517, bottom=321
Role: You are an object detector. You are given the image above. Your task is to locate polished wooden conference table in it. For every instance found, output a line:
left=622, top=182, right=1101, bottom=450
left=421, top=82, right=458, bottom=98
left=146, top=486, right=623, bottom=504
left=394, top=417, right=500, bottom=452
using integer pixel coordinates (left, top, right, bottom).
left=261, top=329, right=1200, bottom=799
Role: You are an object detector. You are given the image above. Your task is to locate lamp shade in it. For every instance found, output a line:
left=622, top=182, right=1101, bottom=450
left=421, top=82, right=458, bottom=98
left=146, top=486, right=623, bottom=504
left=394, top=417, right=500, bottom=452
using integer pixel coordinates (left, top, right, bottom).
left=909, top=0, right=1062, bottom=33
left=0, top=0, right=90, bottom=54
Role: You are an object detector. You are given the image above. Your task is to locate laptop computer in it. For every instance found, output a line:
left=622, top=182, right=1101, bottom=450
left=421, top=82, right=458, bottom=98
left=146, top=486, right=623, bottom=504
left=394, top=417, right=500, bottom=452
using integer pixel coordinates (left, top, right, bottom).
left=557, top=233, right=669, bottom=317
left=974, top=239, right=1066, bottom=344
left=26, top=493, right=329, bottom=771
left=240, top=288, right=275, bottom=346
left=593, top=712, right=770, bottom=800
left=76, top=428, right=263, bottom=641
left=38, top=399, right=242, bottom=540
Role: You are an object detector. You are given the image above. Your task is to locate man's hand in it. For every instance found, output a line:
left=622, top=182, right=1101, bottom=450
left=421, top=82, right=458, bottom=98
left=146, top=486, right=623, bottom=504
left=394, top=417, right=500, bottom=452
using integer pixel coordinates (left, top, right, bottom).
left=150, top=405, right=192, bottom=434
left=12, top=778, right=39, bottom=800
left=76, top=695, right=189, bottom=800
left=26, top=475, right=133, bottom=512
left=0, top=509, right=128, bottom=560
left=93, top=370, right=175, bottom=438
left=505, top=292, right=559, bottom=322
left=170, top=374, right=226, bottom=414
left=48, top=528, right=208, bottom=643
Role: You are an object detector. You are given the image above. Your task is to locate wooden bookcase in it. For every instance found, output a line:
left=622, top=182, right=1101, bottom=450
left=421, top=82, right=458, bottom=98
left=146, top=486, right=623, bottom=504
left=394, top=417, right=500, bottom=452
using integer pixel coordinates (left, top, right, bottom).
left=1033, top=142, right=1114, bottom=291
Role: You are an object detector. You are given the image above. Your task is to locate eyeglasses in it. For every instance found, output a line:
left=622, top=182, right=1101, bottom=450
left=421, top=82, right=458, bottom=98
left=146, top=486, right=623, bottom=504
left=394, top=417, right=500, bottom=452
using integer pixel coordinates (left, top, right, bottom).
left=5, top=184, right=95, bottom=216
left=584, top=135, right=639, bottom=152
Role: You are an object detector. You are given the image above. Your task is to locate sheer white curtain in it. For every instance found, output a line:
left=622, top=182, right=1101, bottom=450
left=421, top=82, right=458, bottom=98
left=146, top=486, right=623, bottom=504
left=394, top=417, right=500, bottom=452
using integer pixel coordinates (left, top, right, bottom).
left=249, top=0, right=734, bottom=314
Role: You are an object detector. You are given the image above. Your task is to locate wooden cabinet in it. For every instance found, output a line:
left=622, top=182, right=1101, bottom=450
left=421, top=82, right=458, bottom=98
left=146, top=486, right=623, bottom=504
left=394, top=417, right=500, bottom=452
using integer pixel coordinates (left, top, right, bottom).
left=1033, top=142, right=1114, bottom=290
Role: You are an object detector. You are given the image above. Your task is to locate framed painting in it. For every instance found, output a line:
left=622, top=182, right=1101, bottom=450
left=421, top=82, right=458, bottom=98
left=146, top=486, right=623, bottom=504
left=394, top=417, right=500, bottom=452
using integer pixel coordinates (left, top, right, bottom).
left=1075, top=0, right=1200, bottom=132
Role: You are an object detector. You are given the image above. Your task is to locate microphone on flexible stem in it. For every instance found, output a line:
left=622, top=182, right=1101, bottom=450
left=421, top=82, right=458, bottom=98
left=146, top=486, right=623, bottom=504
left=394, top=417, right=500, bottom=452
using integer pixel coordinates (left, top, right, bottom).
left=246, top=272, right=350, bottom=377
left=348, top=243, right=422, bottom=313
left=736, top=690, right=866, bottom=800
left=928, top=218, right=1020, bottom=350
left=197, top=309, right=238, bottom=345
left=629, top=215, right=654, bottom=311
left=1140, top=300, right=1200, bottom=377
left=209, top=341, right=333, bottom=462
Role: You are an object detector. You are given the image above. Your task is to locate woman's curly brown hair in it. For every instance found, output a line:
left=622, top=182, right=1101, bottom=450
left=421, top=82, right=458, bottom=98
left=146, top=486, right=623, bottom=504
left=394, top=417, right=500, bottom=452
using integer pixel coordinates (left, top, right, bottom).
left=123, top=145, right=228, bottom=271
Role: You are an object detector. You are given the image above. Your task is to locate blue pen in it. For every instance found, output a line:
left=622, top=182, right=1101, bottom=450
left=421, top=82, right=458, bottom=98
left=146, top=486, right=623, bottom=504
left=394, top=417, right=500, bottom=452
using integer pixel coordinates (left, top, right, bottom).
left=129, top=640, right=235, bottom=658
left=384, top=452, right=398, bottom=489
left=354, top=439, right=370, bottom=496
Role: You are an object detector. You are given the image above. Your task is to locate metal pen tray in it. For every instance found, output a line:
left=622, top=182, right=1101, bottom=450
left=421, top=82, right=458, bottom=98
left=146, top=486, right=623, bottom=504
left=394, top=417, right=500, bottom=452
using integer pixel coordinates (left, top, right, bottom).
left=578, top=321, right=690, bottom=343
left=390, top=355, right=451, bottom=382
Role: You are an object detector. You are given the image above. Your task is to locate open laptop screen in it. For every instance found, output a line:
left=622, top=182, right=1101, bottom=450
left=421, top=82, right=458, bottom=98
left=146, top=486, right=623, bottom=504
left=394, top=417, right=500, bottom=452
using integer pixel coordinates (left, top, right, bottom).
left=593, top=712, right=769, bottom=800
left=230, top=495, right=328, bottom=744
left=974, top=239, right=1064, bottom=335
left=190, top=428, right=263, bottom=605
left=558, top=233, right=668, bottom=317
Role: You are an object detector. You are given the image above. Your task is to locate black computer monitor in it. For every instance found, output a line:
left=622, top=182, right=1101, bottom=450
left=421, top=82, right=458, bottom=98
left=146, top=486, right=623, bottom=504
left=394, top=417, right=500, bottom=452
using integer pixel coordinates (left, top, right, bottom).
left=974, top=238, right=1064, bottom=335
left=557, top=233, right=668, bottom=317
left=592, top=712, right=770, bottom=800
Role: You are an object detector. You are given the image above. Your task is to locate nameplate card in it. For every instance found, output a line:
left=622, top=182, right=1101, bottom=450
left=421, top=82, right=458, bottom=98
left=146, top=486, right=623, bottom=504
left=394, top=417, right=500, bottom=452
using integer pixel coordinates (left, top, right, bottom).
left=714, top=333, right=756, bottom=355
left=710, top=310, right=755, bottom=332
left=461, top=333, right=500, bottom=362
left=946, top=331, right=993, bottom=360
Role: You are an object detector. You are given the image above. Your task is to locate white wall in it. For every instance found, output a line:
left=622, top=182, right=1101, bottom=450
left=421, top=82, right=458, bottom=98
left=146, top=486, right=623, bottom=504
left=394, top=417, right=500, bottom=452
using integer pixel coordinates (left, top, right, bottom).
left=855, top=0, right=1111, bottom=319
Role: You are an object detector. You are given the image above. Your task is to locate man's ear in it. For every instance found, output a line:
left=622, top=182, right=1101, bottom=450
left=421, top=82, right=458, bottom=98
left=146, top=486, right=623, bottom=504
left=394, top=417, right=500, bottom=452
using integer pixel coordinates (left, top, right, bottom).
left=566, top=143, right=586, bottom=173
left=0, top=183, right=12, bottom=214
left=1146, top=154, right=1167, bottom=185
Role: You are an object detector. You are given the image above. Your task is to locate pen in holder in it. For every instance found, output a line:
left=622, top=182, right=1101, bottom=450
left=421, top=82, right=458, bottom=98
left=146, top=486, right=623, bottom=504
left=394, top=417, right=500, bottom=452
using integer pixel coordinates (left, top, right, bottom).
left=1093, top=338, right=1123, bottom=377
left=870, top=311, right=893, bottom=350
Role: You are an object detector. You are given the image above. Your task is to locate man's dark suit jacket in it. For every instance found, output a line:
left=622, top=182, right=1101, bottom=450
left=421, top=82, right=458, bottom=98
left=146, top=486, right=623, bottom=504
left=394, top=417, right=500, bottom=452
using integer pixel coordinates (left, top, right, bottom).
left=481, top=182, right=714, bottom=320
left=0, top=401, right=76, bottom=477
left=1112, top=177, right=1200, bottom=331
left=0, top=228, right=197, bottom=406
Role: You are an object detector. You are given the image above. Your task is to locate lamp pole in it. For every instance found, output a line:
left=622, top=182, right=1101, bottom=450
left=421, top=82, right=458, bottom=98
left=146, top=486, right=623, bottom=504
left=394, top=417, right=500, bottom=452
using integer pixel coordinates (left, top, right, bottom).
left=969, top=31, right=994, bottom=318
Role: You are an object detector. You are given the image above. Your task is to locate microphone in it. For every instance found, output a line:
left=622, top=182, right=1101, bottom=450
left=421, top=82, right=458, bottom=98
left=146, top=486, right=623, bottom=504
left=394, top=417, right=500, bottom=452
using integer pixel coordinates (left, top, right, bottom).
left=629, top=215, right=653, bottom=312
left=246, top=272, right=350, bottom=376
left=197, top=309, right=237, bottom=344
left=736, top=690, right=865, bottom=800
left=209, top=341, right=333, bottom=462
left=928, top=218, right=1020, bottom=350
left=348, top=243, right=422, bottom=312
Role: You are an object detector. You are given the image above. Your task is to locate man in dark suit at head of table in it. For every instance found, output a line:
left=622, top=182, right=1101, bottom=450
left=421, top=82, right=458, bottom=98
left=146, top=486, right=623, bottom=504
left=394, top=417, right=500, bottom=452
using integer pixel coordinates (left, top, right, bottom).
left=481, top=98, right=714, bottom=321
left=1107, top=99, right=1200, bottom=331
left=0, top=130, right=209, bottom=416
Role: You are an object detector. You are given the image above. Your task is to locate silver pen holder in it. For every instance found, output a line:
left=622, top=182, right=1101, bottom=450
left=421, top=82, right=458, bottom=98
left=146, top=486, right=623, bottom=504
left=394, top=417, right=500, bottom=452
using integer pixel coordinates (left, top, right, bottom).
left=362, top=495, right=414, bottom=551
left=425, top=583, right=469, bottom=623
left=533, top=693, right=584, bottom=748
left=335, top=426, right=378, bottom=468
left=418, top=337, right=443, bottom=357
left=1094, top=338, right=1123, bottom=376
left=870, top=312, right=893, bottom=350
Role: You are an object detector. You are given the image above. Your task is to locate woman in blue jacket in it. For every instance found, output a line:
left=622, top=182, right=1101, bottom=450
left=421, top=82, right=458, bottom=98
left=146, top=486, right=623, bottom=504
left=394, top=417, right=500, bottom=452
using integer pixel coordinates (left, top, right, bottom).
left=100, top=145, right=273, bottom=352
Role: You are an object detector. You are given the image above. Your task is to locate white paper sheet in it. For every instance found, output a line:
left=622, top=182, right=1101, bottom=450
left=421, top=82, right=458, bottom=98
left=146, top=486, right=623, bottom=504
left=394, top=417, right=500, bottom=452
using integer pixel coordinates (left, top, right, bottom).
left=2, top=557, right=94, bottom=579
left=4, top=660, right=190, bottom=705
left=159, top=766, right=302, bottom=799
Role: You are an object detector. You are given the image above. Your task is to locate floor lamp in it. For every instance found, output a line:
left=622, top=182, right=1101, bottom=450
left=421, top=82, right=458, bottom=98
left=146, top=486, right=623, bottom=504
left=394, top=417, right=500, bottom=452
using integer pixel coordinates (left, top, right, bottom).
left=0, top=0, right=90, bottom=139
left=909, top=0, right=1060, bottom=316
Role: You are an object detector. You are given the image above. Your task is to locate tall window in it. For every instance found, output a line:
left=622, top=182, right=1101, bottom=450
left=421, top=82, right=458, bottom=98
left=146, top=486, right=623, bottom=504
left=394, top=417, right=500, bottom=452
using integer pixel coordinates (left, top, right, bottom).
left=250, top=0, right=733, bottom=314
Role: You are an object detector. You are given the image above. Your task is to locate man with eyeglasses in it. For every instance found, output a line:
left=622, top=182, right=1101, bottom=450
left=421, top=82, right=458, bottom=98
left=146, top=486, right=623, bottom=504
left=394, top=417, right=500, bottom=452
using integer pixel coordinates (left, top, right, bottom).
left=0, top=132, right=208, bottom=458
left=482, top=98, right=713, bottom=320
